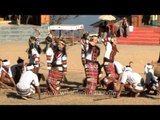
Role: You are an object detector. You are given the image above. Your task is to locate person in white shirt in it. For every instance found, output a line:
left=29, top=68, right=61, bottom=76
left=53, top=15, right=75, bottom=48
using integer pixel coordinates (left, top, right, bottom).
left=16, top=63, right=41, bottom=100
left=144, top=63, right=159, bottom=95
left=116, top=68, right=145, bottom=98
left=0, top=59, right=14, bottom=89
left=113, top=61, right=124, bottom=80
left=1, top=59, right=16, bottom=89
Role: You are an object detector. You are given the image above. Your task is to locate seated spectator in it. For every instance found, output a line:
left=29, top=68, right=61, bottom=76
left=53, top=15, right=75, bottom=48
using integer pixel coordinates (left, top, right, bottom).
left=11, top=57, right=26, bottom=84
left=144, top=63, right=159, bottom=95
left=1, top=59, right=16, bottom=89
left=16, top=63, right=41, bottom=100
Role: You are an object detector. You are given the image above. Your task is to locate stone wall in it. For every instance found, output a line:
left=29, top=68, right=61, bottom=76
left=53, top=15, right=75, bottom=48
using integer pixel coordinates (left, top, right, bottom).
left=0, top=25, right=49, bottom=42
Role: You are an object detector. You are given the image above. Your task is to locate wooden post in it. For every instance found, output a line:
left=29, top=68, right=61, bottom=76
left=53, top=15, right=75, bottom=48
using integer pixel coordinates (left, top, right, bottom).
left=131, top=15, right=142, bottom=27
left=59, top=30, right=62, bottom=38
left=138, top=15, right=142, bottom=27
left=72, top=30, right=74, bottom=46
left=79, top=29, right=84, bottom=42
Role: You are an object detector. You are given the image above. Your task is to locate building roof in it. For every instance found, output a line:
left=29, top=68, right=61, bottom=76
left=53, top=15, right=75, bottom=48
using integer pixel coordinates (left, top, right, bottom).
left=90, top=20, right=104, bottom=27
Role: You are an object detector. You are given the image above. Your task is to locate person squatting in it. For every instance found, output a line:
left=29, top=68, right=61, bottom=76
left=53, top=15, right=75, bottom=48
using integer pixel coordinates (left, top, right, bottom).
left=0, top=32, right=160, bottom=100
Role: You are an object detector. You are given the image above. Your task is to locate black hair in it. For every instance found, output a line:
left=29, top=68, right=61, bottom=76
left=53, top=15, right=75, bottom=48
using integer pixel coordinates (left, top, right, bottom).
left=28, top=42, right=41, bottom=55
left=34, top=43, right=42, bottom=54
left=81, top=32, right=89, bottom=39
left=50, top=42, right=58, bottom=53
left=17, top=57, right=24, bottom=64
left=87, top=43, right=100, bottom=57
left=126, top=61, right=133, bottom=68
left=26, top=63, right=35, bottom=67
left=60, top=44, right=67, bottom=57
left=2, top=59, right=8, bottom=62
left=28, top=43, right=34, bottom=56
left=45, top=36, right=52, bottom=43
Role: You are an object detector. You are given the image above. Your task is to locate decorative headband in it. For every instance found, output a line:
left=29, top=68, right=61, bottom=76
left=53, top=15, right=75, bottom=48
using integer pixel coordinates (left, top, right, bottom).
left=123, top=66, right=132, bottom=72
left=146, top=64, right=153, bottom=69
left=3, top=60, right=10, bottom=66
left=26, top=65, right=34, bottom=71
left=59, top=40, right=65, bottom=45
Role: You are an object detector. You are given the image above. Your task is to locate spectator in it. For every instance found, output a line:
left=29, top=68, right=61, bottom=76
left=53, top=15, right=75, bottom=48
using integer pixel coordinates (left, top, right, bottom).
left=119, top=17, right=129, bottom=37
left=16, top=63, right=41, bottom=100
left=11, top=57, right=26, bottom=84
left=15, top=15, right=21, bottom=25
left=144, top=63, right=159, bottom=95
left=1, top=59, right=16, bottom=88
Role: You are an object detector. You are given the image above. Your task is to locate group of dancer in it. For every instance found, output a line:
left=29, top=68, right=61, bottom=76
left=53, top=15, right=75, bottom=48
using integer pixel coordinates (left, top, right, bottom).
left=80, top=32, right=160, bottom=97
left=0, top=35, right=68, bottom=100
left=0, top=31, right=160, bottom=100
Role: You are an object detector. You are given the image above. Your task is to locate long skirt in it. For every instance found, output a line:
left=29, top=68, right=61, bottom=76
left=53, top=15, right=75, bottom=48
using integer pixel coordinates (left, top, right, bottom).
left=84, top=61, right=99, bottom=94
left=46, top=67, right=63, bottom=95
left=103, top=62, right=119, bottom=91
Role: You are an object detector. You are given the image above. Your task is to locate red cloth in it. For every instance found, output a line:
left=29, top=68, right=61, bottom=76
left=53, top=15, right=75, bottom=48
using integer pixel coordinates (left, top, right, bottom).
left=46, top=67, right=63, bottom=95
left=85, top=79, right=97, bottom=94
left=104, top=63, right=119, bottom=81
left=85, top=62, right=99, bottom=78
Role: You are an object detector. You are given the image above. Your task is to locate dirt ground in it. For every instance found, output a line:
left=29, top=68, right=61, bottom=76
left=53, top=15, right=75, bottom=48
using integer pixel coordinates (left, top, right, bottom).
left=0, top=40, right=160, bottom=105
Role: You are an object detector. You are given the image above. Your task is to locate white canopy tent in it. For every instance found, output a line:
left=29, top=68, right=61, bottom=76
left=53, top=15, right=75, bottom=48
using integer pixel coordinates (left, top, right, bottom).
left=49, top=24, right=84, bottom=31
left=48, top=24, right=84, bottom=45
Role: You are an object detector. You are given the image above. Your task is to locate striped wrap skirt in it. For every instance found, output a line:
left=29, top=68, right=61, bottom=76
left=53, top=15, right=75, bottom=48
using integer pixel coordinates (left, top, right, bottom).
left=46, top=66, right=63, bottom=95
left=84, top=61, right=99, bottom=94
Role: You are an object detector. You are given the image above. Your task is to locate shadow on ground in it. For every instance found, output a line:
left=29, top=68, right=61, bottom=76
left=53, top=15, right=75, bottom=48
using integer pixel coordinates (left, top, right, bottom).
left=6, top=92, right=22, bottom=99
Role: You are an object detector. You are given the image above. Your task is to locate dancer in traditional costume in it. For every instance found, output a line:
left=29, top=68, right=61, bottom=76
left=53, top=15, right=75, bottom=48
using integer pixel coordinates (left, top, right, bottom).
left=46, top=39, right=67, bottom=95
left=27, top=36, right=45, bottom=82
left=80, top=32, right=90, bottom=87
left=81, top=32, right=89, bottom=67
left=28, top=36, right=41, bottom=70
left=83, top=35, right=101, bottom=94
left=101, top=35, right=119, bottom=91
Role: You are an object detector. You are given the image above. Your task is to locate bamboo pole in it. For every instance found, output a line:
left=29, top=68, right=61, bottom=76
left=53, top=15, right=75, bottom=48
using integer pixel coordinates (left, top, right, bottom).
left=72, top=30, right=74, bottom=46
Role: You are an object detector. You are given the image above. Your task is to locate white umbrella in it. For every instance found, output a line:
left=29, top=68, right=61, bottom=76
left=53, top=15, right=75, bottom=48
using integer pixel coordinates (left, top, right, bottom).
left=98, top=15, right=116, bottom=21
